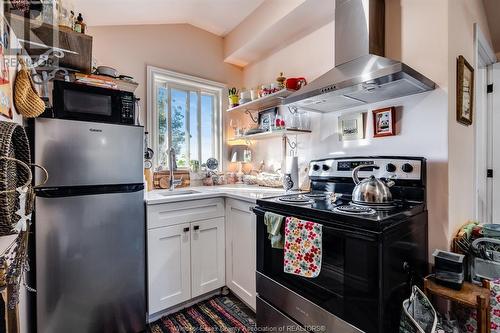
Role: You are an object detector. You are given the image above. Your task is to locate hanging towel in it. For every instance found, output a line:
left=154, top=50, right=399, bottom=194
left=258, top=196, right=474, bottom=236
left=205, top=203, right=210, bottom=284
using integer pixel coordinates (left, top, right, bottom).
left=283, top=217, right=322, bottom=278
left=264, top=212, right=285, bottom=249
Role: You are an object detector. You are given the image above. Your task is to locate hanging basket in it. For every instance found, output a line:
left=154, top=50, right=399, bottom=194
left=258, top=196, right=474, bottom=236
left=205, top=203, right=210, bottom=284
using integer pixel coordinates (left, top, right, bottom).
left=13, top=58, right=45, bottom=118
left=0, top=121, right=31, bottom=236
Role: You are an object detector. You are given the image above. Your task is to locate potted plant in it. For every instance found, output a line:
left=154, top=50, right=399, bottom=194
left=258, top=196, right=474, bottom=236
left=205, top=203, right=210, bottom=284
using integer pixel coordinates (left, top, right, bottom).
left=228, top=87, right=239, bottom=107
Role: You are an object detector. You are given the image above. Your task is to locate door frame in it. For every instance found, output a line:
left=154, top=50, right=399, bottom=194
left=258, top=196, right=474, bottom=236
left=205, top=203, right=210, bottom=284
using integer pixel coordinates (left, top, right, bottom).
left=474, top=23, right=497, bottom=223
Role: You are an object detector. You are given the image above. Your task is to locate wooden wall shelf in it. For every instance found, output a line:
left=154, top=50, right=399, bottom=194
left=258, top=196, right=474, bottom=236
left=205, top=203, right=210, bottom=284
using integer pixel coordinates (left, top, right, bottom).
left=6, top=13, right=93, bottom=73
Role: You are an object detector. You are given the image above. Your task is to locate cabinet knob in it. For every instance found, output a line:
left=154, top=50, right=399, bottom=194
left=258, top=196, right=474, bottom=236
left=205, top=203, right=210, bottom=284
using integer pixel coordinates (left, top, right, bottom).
left=183, top=227, right=190, bottom=233
left=193, top=225, right=200, bottom=231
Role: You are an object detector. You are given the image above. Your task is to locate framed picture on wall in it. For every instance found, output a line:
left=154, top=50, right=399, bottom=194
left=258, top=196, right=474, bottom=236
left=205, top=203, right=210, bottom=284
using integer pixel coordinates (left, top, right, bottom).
left=373, top=107, right=396, bottom=137
left=258, top=107, right=278, bottom=132
left=338, top=112, right=364, bottom=141
left=456, top=55, right=474, bottom=126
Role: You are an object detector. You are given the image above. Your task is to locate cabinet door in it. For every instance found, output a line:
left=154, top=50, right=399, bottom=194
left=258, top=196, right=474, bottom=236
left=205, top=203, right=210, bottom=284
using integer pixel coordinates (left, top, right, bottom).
left=191, top=217, right=225, bottom=298
left=148, top=223, right=191, bottom=314
left=225, top=199, right=256, bottom=310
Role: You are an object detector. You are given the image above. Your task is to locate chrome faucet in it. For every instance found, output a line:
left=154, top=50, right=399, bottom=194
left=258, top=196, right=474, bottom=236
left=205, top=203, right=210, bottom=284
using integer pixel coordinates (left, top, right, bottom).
left=168, top=147, right=182, bottom=191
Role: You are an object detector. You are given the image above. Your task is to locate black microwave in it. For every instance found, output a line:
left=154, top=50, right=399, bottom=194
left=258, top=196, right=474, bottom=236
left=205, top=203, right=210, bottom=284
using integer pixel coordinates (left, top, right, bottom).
left=48, top=80, right=136, bottom=124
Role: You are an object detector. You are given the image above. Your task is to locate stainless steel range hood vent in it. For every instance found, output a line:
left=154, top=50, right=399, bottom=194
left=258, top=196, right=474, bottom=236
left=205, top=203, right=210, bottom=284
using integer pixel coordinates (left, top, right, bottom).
left=284, top=0, right=435, bottom=112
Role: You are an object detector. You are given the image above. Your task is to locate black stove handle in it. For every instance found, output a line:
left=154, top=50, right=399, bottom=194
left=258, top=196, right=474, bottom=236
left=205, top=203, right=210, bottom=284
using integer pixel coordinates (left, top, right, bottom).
left=252, top=206, right=267, bottom=216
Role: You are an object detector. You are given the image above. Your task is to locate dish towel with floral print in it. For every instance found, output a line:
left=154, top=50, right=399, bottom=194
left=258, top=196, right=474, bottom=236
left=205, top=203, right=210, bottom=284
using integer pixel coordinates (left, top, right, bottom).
left=458, top=278, right=500, bottom=332
left=283, top=217, right=322, bottom=278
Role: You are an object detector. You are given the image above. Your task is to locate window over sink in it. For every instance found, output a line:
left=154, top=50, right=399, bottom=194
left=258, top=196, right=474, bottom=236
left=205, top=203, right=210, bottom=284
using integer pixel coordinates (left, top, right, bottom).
left=147, top=66, right=223, bottom=169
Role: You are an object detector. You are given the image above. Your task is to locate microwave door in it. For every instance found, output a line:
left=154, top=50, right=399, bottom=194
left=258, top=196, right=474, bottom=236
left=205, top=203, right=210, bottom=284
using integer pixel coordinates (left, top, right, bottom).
left=34, top=118, right=143, bottom=187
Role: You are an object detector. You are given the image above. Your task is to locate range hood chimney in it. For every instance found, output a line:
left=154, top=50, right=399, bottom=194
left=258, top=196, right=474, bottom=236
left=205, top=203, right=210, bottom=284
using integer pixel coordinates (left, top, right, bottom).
left=284, top=0, right=435, bottom=112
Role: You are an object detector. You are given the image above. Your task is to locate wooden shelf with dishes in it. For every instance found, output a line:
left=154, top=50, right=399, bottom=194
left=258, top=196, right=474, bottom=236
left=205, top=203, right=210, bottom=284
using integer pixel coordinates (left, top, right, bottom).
left=226, top=89, right=295, bottom=113
left=228, top=128, right=311, bottom=142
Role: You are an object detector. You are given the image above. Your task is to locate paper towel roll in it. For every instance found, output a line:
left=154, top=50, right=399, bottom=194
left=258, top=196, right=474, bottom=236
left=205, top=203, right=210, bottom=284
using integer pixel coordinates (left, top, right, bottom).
left=286, top=156, right=299, bottom=191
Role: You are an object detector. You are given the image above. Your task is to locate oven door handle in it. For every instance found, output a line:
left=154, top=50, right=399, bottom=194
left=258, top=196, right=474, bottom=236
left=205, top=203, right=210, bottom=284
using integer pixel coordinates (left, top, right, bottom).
left=252, top=206, right=268, bottom=216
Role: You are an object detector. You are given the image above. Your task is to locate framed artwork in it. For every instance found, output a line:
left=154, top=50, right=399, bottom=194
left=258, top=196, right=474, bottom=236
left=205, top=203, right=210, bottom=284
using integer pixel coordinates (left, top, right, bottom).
left=0, top=16, right=11, bottom=119
left=258, top=107, right=278, bottom=131
left=373, top=107, right=396, bottom=137
left=338, top=112, right=364, bottom=141
left=456, top=55, right=474, bottom=126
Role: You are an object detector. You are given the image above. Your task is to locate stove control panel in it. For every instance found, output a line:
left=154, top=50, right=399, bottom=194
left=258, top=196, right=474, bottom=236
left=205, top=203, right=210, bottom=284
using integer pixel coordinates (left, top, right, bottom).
left=309, top=157, right=424, bottom=181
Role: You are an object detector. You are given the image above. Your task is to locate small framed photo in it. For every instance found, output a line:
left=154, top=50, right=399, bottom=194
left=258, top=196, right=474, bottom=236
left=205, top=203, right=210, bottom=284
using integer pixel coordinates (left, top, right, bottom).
left=258, top=107, right=278, bottom=131
left=338, top=112, right=364, bottom=141
left=456, top=55, right=474, bottom=126
left=372, top=107, right=396, bottom=138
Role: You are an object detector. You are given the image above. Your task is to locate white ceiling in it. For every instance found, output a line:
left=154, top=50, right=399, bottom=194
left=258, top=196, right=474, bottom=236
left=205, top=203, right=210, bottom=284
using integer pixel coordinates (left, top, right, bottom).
left=483, top=0, right=500, bottom=55
left=73, top=0, right=265, bottom=36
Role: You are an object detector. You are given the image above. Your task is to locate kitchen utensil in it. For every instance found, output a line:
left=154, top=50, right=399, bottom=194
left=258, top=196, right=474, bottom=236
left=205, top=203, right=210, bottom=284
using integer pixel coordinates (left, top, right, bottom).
left=285, top=77, right=307, bottom=90
left=351, top=164, right=395, bottom=205
left=96, top=66, right=118, bottom=78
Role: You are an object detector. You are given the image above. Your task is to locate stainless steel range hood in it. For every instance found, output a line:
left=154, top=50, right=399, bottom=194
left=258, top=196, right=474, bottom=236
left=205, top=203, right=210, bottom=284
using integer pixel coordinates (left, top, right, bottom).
left=284, top=0, right=436, bottom=112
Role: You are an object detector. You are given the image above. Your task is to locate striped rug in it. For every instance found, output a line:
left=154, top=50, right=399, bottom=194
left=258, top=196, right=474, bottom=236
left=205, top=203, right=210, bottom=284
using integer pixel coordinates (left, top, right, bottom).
left=148, top=296, right=256, bottom=333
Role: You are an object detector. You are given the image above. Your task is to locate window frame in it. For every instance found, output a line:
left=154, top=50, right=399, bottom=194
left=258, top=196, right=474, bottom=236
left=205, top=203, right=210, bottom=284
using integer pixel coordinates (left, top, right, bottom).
left=147, top=66, right=224, bottom=169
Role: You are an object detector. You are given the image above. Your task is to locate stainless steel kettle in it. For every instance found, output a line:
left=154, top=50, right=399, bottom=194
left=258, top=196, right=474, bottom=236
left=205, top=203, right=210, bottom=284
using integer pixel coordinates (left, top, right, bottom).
left=351, top=165, right=395, bottom=205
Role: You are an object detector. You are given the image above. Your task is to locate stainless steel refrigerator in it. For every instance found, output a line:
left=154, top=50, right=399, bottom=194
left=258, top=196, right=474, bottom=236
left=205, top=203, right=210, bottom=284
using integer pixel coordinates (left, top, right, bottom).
left=31, top=118, right=146, bottom=333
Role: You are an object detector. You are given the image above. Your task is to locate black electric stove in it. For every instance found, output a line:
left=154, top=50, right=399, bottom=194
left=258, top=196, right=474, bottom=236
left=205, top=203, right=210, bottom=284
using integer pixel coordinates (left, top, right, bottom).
left=258, top=192, right=425, bottom=231
left=254, top=156, right=429, bottom=333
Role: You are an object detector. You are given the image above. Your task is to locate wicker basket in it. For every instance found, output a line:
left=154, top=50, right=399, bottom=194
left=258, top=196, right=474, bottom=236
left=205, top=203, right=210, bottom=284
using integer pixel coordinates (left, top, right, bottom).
left=0, top=121, right=31, bottom=236
left=13, top=58, right=45, bottom=118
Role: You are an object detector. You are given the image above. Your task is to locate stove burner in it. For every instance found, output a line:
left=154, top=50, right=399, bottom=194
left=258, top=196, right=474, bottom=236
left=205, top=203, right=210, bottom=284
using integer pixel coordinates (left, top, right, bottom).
left=278, top=195, right=314, bottom=204
left=334, top=205, right=376, bottom=215
left=351, top=202, right=396, bottom=211
left=304, top=193, right=328, bottom=199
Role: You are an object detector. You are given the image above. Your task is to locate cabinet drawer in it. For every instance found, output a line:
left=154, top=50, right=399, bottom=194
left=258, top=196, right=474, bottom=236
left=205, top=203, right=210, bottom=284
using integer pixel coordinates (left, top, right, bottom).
left=147, top=198, right=224, bottom=229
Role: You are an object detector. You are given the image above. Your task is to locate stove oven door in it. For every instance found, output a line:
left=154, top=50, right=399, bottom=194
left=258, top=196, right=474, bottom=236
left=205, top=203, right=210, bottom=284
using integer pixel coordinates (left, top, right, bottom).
left=254, top=207, right=381, bottom=333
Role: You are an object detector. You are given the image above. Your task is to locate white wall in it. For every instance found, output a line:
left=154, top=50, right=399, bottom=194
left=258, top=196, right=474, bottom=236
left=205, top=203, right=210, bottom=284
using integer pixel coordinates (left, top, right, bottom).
left=232, top=0, right=450, bottom=255
left=447, top=0, right=492, bottom=239
left=89, top=24, right=244, bottom=127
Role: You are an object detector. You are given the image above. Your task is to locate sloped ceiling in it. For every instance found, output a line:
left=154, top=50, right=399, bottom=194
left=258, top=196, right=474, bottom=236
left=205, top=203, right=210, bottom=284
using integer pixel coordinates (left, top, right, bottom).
left=73, top=0, right=265, bottom=36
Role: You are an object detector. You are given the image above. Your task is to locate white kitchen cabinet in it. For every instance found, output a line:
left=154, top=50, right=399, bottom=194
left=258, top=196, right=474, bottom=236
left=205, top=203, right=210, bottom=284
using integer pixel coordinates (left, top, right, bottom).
left=148, top=223, right=191, bottom=313
left=191, top=217, right=225, bottom=298
left=147, top=199, right=225, bottom=315
left=225, top=198, right=257, bottom=310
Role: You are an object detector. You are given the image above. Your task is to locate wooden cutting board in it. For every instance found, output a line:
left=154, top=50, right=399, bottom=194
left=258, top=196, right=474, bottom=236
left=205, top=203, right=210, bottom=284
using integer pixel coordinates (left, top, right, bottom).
left=153, top=170, right=190, bottom=189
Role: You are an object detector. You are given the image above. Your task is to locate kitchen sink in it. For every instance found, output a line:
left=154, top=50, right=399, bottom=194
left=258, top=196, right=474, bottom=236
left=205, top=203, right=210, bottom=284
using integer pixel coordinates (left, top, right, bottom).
left=158, top=190, right=200, bottom=196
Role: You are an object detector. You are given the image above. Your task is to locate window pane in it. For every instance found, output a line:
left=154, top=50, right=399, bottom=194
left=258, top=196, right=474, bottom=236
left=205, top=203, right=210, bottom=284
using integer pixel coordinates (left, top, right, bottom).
left=171, top=89, right=188, bottom=168
left=156, top=83, right=168, bottom=167
left=189, top=91, right=199, bottom=166
left=201, top=94, right=214, bottom=163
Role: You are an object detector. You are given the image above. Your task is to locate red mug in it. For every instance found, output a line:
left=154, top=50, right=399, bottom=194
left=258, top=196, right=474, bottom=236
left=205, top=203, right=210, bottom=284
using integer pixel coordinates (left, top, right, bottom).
left=286, top=77, right=307, bottom=90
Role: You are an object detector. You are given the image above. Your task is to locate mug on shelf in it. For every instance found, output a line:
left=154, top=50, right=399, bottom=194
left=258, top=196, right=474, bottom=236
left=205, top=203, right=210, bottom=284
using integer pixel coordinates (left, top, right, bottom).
left=286, top=77, right=307, bottom=90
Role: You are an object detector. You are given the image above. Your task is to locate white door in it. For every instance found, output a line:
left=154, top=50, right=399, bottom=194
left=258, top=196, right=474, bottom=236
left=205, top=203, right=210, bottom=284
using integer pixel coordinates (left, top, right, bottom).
left=148, top=223, right=191, bottom=313
left=492, top=63, right=500, bottom=222
left=225, top=199, right=257, bottom=310
left=191, top=217, right=225, bottom=298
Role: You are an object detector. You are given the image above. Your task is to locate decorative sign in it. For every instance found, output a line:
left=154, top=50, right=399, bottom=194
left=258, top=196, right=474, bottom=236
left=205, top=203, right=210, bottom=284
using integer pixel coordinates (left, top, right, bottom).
left=338, top=112, right=364, bottom=141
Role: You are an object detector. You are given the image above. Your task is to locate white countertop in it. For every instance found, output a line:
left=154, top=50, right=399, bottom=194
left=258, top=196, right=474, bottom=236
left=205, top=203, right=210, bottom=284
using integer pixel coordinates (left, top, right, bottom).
left=146, top=184, right=294, bottom=205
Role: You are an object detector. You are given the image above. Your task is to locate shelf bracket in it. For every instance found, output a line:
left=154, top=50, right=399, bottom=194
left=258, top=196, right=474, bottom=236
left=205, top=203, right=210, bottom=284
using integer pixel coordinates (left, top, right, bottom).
left=244, top=110, right=258, bottom=123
